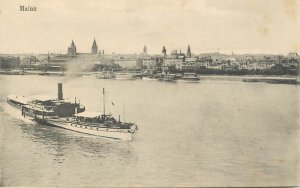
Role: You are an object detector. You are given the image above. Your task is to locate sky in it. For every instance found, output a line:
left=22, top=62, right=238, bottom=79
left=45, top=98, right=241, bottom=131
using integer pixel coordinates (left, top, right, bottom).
left=0, top=0, right=299, bottom=55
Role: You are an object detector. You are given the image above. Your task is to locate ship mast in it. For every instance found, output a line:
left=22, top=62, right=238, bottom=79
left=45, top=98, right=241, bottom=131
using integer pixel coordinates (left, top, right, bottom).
left=103, top=88, right=105, bottom=117
left=123, top=102, right=126, bottom=123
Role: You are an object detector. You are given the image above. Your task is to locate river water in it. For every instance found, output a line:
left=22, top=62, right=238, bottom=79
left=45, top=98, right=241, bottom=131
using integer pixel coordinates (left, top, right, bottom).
left=0, top=75, right=299, bottom=187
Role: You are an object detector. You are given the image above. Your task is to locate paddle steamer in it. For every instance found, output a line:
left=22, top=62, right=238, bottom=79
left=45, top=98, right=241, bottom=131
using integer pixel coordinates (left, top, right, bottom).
left=6, top=83, right=138, bottom=141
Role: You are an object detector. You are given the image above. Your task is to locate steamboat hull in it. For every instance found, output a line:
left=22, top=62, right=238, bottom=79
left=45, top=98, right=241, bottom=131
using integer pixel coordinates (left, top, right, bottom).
left=36, top=118, right=133, bottom=141
left=7, top=102, right=134, bottom=141
left=6, top=84, right=137, bottom=141
left=5, top=103, right=35, bottom=123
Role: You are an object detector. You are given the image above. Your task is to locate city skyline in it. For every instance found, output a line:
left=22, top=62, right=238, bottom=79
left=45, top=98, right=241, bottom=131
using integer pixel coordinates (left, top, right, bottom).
left=0, top=0, right=299, bottom=55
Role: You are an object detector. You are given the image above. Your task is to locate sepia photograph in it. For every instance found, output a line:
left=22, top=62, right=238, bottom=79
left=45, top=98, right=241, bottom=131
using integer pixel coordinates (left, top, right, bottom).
left=0, top=0, right=299, bottom=187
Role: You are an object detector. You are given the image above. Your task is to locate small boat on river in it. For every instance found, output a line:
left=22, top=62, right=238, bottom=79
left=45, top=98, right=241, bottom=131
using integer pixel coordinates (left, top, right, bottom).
left=163, top=74, right=177, bottom=81
left=179, top=73, right=200, bottom=82
left=83, top=71, right=115, bottom=79
left=115, top=73, right=135, bottom=80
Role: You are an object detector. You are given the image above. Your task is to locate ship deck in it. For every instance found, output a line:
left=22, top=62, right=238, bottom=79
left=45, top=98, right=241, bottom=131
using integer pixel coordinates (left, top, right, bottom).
left=48, top=117, right=130, bottom=130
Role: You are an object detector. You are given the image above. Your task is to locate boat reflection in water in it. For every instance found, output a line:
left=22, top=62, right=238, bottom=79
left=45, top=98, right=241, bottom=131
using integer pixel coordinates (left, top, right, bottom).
left=14, top=118, right=137, bottom=160
left=6, top=83, right=138, bottom=141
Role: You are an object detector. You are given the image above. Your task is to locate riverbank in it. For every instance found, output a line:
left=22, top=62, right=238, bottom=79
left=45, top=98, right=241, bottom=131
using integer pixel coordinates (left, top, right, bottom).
left=199, top=74, right=297, bottom=80
left=0, top=70, right=299, bottom=84
left=200, top=75, right=299, bottom=84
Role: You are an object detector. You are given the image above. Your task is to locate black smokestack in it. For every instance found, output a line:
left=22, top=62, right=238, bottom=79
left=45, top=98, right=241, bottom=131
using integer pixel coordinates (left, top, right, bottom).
left=58, top=83, right=63, bottom=100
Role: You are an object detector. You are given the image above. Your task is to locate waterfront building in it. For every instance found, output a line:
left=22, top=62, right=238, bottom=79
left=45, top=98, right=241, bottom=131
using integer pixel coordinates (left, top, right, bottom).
left=164, top=57, right=183, bottom=67
left=287, top=52, right=298, bottom=58
left=170, top=50, right=178, bottom=59
left=68, top=40, right=77, bottom=56
left=239, top=59, right=253, bottom=70
left=238, top=59, right=275, bottom=70
left=181, top=57, right=198, bottom=71
left=178, top=54, right=185, bottom=60
left=207, top=63, right=222, bottom=70
left=142, top=57, right=157, bottom=69
left=206, top=57, right=223, bottom=70
left=91, top=38, right=98, bottom=54
left=0, top=56, right=20, bottom=69
left=184, top=57, right=197, bottom=65
left=197, top=57, right=211, bottom=69
left=114, top=58, right=137, bottom=69
left=179, top=62, right=197, bottom=71
left=222, top=65, right=238, bottom=70
left=187, top=45, right=191, bottom=58
left=161, top=65, right=176, bottom=74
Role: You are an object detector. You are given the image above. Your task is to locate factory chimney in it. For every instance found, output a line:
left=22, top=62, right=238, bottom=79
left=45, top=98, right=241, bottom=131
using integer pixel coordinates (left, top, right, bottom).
left=58, top=83, right=63, bottom=100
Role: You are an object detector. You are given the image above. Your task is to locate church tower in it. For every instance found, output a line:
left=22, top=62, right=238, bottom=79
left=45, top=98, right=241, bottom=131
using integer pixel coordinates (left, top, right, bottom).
left=91, top=38, right=98, bottom=54
left=68, top=40, right=77, bottom=56
left=143, top=45, right=147, bottom=54
left=162, top=46, right=167, bottom=57
left=186, top=45, right=191, bottom=58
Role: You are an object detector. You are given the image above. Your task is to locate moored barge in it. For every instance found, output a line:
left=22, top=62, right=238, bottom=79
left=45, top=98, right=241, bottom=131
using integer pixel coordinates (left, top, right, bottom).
left=179, top=73, right=200, bottom=82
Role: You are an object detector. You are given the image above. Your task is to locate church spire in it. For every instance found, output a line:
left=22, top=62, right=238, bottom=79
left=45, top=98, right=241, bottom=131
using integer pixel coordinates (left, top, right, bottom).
left=187, top=45, right=191, bottom=58
left=91, top=38, right=98, bottom=54
left=162, top=46, right=167, bottom=57
left=68, top=40, right=77, bottom=56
